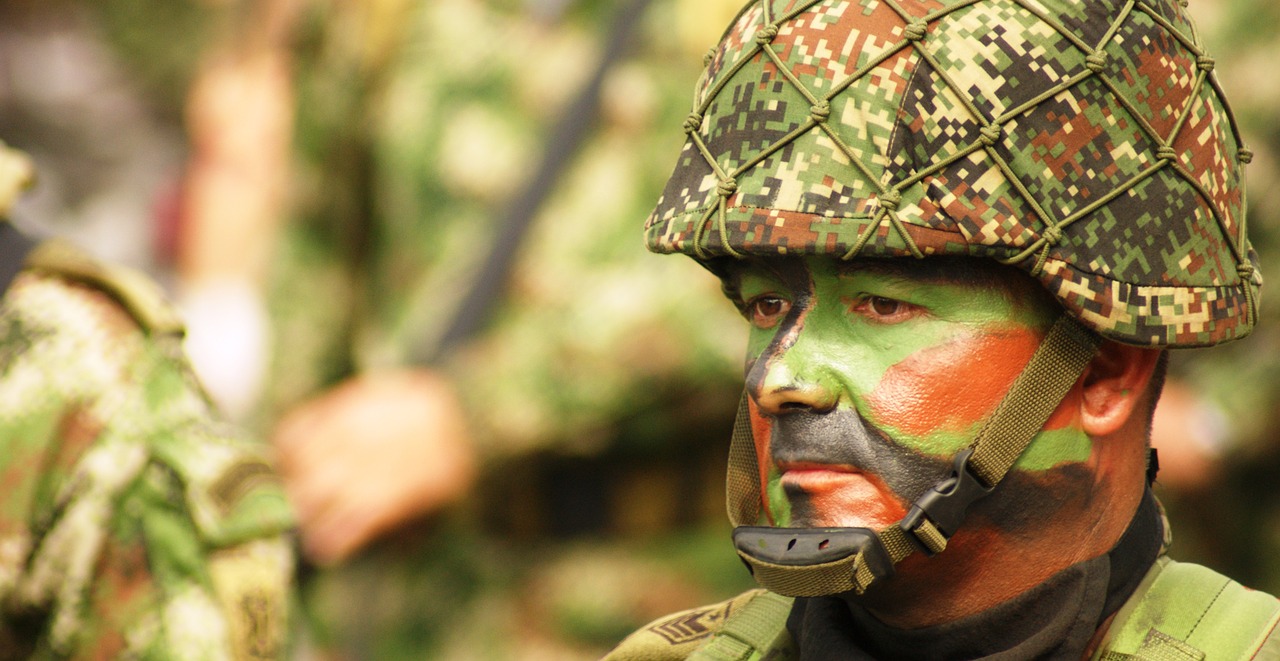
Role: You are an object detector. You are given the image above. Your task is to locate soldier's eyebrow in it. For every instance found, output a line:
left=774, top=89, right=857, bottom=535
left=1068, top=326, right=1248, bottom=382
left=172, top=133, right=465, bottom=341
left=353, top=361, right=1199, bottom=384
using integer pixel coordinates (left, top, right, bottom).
left=714, top=258, right=786, bottom=289
left=712, top=258, right=803, bottom=312
left=838, top=257, right=1004, bottom=289
left=709, top=260, right=751, bottom=309
left=836, top=258, right=929, bottom=285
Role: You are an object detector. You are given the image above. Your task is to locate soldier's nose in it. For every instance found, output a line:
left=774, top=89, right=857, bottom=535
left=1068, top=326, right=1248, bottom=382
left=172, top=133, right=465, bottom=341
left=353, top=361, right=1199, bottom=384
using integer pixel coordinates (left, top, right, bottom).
left=749, top=357, right=838, bottom=416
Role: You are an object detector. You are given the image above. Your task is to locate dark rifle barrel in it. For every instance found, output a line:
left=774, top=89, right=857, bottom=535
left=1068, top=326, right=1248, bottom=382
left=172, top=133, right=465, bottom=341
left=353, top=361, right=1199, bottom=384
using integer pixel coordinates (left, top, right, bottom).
left=414, top=0, right=657, bottom=364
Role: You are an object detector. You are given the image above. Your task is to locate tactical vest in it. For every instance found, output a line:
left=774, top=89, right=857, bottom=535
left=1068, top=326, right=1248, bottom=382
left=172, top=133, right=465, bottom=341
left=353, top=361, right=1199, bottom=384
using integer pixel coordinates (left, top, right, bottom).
left=607, top=557, right=1280, bottom=660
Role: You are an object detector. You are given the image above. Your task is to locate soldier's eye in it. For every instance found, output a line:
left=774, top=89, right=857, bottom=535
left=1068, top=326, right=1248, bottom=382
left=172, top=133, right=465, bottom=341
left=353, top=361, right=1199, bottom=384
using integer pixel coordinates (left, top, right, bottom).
left=747, top=296, right=790, bottom=329
left=869, top=296, right=901, bottom=316
left=852, top=295, right=918, bottom=323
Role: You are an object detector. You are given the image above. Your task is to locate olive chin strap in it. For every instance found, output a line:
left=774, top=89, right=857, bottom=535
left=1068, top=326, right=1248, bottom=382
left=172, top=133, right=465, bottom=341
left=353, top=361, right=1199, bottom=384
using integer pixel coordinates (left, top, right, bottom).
left=728, top=315, right=1101, bottom=597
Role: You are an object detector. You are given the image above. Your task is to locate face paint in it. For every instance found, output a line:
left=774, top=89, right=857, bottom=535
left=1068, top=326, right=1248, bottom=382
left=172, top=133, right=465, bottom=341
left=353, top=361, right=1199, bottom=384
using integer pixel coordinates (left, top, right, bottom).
left=772, top=409, right=944, bottom=528
left=724, top=256, right=1091, bottom=531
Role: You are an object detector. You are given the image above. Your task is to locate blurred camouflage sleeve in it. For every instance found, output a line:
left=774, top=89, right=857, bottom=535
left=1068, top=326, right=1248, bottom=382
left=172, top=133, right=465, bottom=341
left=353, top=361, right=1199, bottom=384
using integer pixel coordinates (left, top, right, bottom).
left=0, top=252, right=295, bottom=659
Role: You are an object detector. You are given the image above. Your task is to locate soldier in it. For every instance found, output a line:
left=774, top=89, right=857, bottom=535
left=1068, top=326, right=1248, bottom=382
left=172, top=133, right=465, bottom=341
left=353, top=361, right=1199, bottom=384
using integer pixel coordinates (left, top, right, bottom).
left=172, top=0, right=754, bottom=656
left=0, top=141, right=295, bottom=659
left=608, top=0, right=1275, bottom=658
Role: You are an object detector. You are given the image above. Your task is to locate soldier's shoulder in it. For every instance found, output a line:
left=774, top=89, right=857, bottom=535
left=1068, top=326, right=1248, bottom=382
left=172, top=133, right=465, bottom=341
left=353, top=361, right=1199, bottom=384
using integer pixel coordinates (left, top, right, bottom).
left=0, top=239, right=189, bottom=398
left=1100, top=556, right=1280, bottom=659
left=602, top=588, right=781, bottom=661
left=11, top=239, right=184, bottom=336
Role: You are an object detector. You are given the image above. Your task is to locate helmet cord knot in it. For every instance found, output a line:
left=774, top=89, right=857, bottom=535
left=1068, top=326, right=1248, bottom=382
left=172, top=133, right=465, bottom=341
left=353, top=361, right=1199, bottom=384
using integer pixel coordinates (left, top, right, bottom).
left=878, top=189, right=902, bottom=211
left=1042, top=224, right=1064, bottom=246
left=1085, top=51, right=1108, bottom=73
left=810, top=101, right=831, bottom=123
left=756, top=25, right=779, bottom=46
left=684, top=112, right=704, bottom=134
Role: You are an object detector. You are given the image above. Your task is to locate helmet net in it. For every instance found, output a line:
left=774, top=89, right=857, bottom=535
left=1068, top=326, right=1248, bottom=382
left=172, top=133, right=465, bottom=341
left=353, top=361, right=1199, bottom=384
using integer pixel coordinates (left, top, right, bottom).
left=645, top=0, right=1261, bottom=347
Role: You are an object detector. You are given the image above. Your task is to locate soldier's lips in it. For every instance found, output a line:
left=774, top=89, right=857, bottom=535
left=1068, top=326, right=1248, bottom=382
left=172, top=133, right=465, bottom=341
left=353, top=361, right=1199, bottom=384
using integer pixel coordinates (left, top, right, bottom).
left=779, top=462, right=869, bottom=491
left=778, top=462, right=907, bottom=528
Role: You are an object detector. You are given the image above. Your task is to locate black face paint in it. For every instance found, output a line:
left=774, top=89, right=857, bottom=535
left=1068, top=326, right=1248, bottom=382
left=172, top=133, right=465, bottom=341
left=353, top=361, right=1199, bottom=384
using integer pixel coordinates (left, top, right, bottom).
left=771, top=410, right=950, bottom=526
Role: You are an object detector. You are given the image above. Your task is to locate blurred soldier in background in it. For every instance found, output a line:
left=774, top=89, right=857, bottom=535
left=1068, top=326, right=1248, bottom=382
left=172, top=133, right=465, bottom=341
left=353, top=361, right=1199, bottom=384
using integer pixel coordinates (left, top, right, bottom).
left=0, top=142, right=295, bottom=658
left=173, top=0, right=756, bottom=658
left=2, top=0, right=757, bottom=657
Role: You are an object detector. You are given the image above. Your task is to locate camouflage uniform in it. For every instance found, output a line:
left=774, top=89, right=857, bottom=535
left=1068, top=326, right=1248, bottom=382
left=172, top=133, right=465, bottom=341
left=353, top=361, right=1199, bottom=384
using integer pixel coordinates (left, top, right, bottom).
left=0, top=144, right=295, bottom=659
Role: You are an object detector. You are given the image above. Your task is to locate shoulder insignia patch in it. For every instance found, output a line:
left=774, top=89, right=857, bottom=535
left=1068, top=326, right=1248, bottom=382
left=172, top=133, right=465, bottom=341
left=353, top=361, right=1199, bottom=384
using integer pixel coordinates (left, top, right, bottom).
left=649, top=605, right=728, bottom=645
left=603, top=589, right=774, bottom=661
left=209, top=460, right=279, bottom=517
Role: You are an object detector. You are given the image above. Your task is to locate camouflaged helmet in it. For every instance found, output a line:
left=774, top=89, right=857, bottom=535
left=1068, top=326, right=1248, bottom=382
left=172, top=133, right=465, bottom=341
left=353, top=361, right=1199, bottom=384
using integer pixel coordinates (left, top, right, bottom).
left=645, top=0, right=1261, bottom=348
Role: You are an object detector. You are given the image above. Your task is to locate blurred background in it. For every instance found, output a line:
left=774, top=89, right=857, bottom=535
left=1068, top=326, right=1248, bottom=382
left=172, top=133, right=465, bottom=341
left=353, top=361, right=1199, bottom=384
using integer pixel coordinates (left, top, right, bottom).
left=1, top=0, right=1276, bottom=659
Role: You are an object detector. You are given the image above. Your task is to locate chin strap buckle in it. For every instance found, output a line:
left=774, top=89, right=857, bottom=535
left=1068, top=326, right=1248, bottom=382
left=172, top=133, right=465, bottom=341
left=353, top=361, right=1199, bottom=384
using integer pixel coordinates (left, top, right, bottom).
left=900, top=448, right=995, bottom=556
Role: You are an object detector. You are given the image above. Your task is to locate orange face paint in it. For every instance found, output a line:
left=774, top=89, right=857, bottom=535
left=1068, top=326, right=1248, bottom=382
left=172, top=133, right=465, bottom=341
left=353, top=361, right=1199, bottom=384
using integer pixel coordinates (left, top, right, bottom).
left=864, top=327, right=1040, bottom=438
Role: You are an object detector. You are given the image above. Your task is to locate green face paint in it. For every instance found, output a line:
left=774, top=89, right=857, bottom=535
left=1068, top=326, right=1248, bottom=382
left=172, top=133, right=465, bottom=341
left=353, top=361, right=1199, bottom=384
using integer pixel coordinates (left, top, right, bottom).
left=723, top=256, right=1092, bottom=529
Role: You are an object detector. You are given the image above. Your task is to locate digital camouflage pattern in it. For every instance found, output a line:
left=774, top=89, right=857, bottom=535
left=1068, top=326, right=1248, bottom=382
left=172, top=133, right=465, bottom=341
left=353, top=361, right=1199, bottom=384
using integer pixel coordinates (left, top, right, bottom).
left=613, top=1, right=1280, bottom=657
left=0, top=232, right=295, bottom=658
left=646, top=0, right=1261, bottom=348
left=602, top=588, right=796, bottom=660
left=12, top=1, right=754, bottom=657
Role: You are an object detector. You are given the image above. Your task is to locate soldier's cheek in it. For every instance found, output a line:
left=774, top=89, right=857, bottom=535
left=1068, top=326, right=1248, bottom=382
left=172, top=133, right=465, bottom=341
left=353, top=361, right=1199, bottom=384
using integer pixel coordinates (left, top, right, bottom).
left=862, top=328, right=1042, bottom=452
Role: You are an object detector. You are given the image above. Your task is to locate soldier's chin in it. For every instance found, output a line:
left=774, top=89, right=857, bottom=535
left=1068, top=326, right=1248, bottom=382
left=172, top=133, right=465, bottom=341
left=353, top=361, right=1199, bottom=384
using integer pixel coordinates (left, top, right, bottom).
left=786, top=495, right=903, bottom=530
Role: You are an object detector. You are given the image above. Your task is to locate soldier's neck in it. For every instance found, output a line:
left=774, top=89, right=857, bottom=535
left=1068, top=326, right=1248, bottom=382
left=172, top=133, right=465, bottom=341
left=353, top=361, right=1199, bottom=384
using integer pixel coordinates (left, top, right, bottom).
left=786, top=490, right=1163, bottom=659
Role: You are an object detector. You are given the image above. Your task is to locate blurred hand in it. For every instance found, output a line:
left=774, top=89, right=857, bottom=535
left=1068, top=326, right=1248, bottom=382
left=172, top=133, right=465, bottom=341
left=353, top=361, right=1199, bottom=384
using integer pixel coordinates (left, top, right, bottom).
left=273, top=369, right=476, bottom=565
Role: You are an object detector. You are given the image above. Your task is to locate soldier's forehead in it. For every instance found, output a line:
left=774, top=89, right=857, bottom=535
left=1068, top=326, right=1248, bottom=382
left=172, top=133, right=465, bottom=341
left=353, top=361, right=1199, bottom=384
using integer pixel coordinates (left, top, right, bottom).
left=715, top=256, right=1009, bottom=286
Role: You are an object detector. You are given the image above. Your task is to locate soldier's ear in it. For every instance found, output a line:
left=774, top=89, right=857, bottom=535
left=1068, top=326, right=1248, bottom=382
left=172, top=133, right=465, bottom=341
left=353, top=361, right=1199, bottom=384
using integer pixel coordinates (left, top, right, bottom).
left=1079, top=340, right=1163, bottom=437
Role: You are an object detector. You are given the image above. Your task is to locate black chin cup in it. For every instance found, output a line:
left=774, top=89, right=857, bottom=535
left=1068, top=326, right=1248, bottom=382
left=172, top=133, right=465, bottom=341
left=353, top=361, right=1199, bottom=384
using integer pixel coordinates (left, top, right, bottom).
left=732, top=526, right=896, bottom=582
left=729, top=448, right=1001, bottom=593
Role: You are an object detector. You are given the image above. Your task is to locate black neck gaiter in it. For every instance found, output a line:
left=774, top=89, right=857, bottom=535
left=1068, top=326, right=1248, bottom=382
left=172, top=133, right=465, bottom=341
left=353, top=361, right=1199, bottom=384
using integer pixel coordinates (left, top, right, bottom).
left=786, top=490, right=1163, bottom=660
